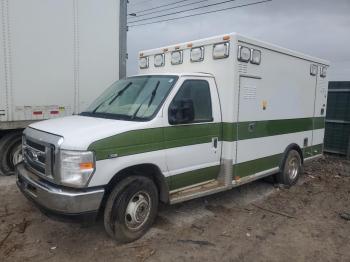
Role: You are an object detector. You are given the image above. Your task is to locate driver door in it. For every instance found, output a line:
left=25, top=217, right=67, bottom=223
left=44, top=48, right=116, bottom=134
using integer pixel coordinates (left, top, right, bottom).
left=162, top=77, right=222, bottom=191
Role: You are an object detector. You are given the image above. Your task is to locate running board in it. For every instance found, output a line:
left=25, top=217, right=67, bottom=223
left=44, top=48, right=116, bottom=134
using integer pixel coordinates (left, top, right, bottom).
left=232, top=167, right=279, bottom=187
left=169, top=180, right=228, bottom=204
left=169, top=167, right=280, bottom=204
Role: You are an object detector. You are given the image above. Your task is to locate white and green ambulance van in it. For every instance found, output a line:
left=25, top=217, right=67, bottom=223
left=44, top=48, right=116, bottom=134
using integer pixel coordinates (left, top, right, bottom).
left=16, top=33, right=329, bottom=243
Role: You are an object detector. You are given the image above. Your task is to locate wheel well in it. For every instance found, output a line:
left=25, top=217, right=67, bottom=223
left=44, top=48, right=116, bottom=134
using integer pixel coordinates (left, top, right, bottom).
left=0, top=129, right=23, bottom=140
left=280, top=143, right=304, bottom=170
left=100, top=164, right=169, bottom=214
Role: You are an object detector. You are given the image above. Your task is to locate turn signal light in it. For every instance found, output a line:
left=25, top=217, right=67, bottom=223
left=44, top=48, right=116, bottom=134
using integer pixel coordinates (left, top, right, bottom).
left=79, top=162, right=94, bottom=170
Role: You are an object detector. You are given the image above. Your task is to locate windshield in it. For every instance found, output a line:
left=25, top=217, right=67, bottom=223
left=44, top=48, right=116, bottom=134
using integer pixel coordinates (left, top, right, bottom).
left=81, top=75, right=178, bottom=121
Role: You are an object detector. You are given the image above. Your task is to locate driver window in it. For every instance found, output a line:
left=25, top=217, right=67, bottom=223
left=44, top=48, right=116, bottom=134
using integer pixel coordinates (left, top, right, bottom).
left=170, top=80, right=213, bottom=124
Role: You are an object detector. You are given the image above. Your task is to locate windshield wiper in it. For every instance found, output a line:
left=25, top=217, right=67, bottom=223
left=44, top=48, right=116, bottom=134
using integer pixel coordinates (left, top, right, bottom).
left=92, top=82, right=132, bottom=114
left=108, top=82, right=133, bottom=105
left=131, top=80, right=160, bottom=120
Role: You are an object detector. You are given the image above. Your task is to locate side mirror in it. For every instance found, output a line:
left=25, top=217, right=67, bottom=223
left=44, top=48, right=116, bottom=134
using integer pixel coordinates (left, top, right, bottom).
left=169, top=99, right=195, bottom=124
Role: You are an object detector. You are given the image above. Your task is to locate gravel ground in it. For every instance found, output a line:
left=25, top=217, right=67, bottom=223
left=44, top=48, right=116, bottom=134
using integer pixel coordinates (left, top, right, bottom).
left=0, top=155, right=349, bottom=262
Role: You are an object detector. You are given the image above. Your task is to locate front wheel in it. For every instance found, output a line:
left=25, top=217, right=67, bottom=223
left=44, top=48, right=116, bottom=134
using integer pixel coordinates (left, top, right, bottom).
left=277, top=149, right=303, bottom=187
left=0, top=132, right=23, bottom=176
left=104, top=176, right=159, bottom=243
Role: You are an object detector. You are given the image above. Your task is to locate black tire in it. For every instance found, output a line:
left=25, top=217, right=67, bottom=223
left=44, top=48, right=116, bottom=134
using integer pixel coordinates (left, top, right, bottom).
left=277, top=149, right=303, bottom=187
left=104, top=176, right=159, bottom=243
left=0, top=131, right=23, bottom=176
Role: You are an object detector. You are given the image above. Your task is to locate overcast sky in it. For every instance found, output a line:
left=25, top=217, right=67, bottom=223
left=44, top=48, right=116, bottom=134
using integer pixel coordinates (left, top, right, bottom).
left=126, top=0, right=350, bottom=80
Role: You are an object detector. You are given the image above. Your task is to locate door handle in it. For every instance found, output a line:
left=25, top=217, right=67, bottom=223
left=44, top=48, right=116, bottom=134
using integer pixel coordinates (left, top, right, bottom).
left=248, top=122, right=256, bottom=132
left=212, top=137, right=218, bottom=149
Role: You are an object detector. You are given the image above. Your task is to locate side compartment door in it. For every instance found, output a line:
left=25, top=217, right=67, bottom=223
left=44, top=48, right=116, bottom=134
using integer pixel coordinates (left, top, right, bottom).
left=235, top=76, right=263, bottom=178
left=163, top=77, right=222, bottom=191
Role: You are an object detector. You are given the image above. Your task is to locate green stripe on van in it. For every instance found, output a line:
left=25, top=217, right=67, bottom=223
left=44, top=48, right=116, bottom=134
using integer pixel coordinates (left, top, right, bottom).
left=167, top=143, right=323, bottom=191
left=222, top=122, right=237, bottom=141
left=234, top=153, right=283, bottom=178
left=89, top=127, right=164, bottom=160
left=164, top=123, right=221, bottom=149
left=313, top=117, right=325, bottom=129
left=233, top=143, right=323, bottom=179
left=304, top=143, right=323, bottom=157
left=167, top=165, right=220, bottom=191
left=221, top=117, right=324, bottom=142
left=237, top=117, right=324, bottom=140
left=89, top=117, right=325, bottom=160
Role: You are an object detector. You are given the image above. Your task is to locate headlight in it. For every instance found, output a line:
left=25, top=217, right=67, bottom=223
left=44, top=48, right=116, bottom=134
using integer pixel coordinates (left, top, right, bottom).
left=59, top=150, right=95, bottom=187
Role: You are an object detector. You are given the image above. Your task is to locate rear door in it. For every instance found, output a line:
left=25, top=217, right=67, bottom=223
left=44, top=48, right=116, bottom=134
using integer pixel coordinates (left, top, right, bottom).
left=163, top=77, right=222, bottom=191
left=311, top=66, right=328, bottom=155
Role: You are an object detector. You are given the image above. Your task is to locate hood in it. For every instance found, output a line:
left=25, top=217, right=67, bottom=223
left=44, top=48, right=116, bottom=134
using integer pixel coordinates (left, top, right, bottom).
left=29, top=115, right=145, bottom=150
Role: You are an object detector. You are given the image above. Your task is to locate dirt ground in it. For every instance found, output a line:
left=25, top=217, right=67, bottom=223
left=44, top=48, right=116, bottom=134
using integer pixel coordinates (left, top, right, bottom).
left=0, top=155, right=349, bottom=262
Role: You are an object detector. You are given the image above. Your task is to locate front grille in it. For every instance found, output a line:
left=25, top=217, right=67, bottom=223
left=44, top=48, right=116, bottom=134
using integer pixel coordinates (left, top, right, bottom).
left=23, top=137, right=54, bottom=179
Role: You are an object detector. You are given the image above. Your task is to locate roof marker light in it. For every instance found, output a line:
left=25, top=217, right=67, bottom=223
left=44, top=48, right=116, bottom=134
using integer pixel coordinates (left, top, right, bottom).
left=171, top=50, right=183, bottom=65
left=213, top=42, right=230, bottom=59
left=154, top=53, right=165, bottom=67
left=250, top=49, right=261, bottom=65
left=187, top=43, right=193, bottom=48
left=320, top=66, right=327, bottom=78
left=310, top=64, right=318, bottom=76
left=238, top=46, right=251, bottom=62
left=223, top=35, right=230, bottom=41
left=139, top=56, right=149, bottom=69
left=190, top=46, right=204, bottom=62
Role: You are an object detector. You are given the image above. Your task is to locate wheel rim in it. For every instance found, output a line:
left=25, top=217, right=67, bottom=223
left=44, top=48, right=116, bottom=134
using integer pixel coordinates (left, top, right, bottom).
left=11, top=144, right=23, bottom=167
left=125, top=191, right=151, bottom=231
left=287, top=156, right=299, bottom=180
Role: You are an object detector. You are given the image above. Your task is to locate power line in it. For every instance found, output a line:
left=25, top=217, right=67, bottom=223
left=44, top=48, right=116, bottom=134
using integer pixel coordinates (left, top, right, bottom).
left=128, top=0, right=272, bottom=27
left=129, top=0, right=192, bottom=13
left=128, top=0, right=159, bottom=7
left=128, top=0, right=240, bottom=24
left=129, top=0, right=209, bottom=18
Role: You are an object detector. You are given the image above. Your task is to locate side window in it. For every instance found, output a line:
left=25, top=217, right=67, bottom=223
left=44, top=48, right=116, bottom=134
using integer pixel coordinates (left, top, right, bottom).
left=169, top=80, right=213, bottom=124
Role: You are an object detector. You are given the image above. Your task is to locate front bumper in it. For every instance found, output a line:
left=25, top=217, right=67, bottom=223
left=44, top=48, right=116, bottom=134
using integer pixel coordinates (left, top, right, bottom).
left=16, top=162, right=105, bottom=221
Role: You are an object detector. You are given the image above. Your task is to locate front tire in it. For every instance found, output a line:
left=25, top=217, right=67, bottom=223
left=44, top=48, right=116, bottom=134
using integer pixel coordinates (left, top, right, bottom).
left=0, top=131, right=23, bottom=176
left=277, top=149, right=303, bottom=187
left=104, top=176, right=159, bottom=243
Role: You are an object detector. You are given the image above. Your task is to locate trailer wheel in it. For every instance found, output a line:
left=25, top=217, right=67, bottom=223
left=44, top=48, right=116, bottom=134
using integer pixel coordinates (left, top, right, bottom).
left=277, top=149, right=303, bottom=187
left=0, top=131, right=23, bottom=176
left=104, top=176, right=159, bottom=243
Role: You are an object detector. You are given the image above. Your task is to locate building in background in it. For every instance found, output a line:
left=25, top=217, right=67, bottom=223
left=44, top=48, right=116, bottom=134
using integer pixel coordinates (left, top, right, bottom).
left=324, top=81, right=350, bottom=158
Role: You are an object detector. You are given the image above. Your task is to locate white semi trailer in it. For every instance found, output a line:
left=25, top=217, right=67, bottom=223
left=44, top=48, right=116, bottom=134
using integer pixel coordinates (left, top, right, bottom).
left=0, top=0, right=127, bottom=175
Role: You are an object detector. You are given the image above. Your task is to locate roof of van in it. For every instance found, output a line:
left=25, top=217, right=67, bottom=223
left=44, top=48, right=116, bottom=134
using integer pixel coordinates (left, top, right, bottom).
left=140, top=32, right=330, bottom=66
left=130, top=72, right=214, bottom=78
